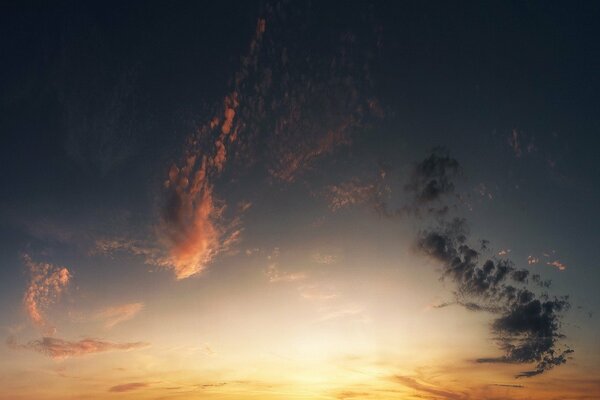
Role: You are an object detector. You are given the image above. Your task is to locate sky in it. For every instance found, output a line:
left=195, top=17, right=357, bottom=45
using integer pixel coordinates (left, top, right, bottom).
left=1, top=1, right=599, bottom=399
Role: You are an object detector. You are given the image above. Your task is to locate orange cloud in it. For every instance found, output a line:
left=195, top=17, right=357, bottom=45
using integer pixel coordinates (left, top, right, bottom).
left=393, top=376, right=467, bottom=400
left=157, top=19, right=266, bottom=280
left=7, top=336, right=149, bottom=360
left=22, top=254, right=71, bottom=335
left=95, top=302, right=144, bottom=329
left=161, top=165, right=222, bottom=279
left=547, top=260, right=567, bottom=271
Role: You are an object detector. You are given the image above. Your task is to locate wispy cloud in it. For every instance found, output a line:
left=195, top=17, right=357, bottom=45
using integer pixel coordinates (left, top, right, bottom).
left=265, top=248, right=306, bottom=283
left=7, top=336, right=149, bottom=360
left=547, top=260, right=567, bottom=271
left=417, top=217, right=572, bottom=377
left=95, top=302, right=144, bottom=329
left=298, top=284, right=339, bottom=301
left=108, top=382, right=149, bottom=392
left=393, top=375, right=467, bottom=400
left=22, top=254, right=71, bottom=335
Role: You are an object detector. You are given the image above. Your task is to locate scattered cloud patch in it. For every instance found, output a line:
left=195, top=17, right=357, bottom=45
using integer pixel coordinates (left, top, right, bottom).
left=22, top=254, right=71, bottom=335
left=7, top=336, right=149, bottom=360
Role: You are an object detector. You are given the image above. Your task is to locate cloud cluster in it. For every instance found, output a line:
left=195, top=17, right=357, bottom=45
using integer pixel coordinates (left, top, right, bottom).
left=22, top=254, right=71, bottom=335
left=405, top=147, right=460, bottom=206
left=155, top=4, right=382, bottom=279
left=325, top=179, right=389, bottom=215
left=7, top=336, right=149, bottom=360
left=417, top=218, right=572, bottom=377
left=227, top=5, right=381, bottom=182
left=158, top=19, right=267, bottom=279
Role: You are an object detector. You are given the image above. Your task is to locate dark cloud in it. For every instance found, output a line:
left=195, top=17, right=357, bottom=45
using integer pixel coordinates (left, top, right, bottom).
left=417, top=217, right=572, bottom=377
left=405, top=147, right=460, bottom=205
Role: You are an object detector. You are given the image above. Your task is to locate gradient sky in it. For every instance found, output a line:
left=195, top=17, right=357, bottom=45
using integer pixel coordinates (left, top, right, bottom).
left=1, top=1, right=599, bottom=399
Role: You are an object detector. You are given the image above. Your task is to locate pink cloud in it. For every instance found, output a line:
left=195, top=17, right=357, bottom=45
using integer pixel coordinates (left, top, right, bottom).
left=547, top=260, right=567, bottom=271
left=22, top=254, right=71, bottom=335
left=7, top=336, right=149, bottom=360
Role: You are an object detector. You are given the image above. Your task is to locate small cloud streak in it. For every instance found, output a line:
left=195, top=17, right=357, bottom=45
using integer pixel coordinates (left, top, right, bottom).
left=7, top=336, right=149, bottom=360
left=22, top=254, right=71, bottom=335
left=547, top=260, right=567, bottom=271
left=109, top=382, right=149, bottom=393
left=393, top=376, right=466, bottom=400
left=298, top=284, right=339, bottom=301
left=508, top=129, right=522, bottom=157
left=95, top=302, right=144, bottom=329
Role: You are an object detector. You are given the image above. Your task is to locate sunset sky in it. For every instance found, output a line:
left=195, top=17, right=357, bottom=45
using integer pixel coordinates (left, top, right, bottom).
left=1, top=1, right=599, bottom=399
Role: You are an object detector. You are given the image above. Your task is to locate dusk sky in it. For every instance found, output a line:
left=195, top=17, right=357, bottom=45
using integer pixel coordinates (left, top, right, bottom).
left=1, top=1, right=599, bottom=399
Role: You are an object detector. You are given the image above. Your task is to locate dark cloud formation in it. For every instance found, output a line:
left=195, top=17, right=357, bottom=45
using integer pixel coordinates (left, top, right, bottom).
left=417, top=217, right=572, bottom=377
left=405, top=147, right=460, bottom=206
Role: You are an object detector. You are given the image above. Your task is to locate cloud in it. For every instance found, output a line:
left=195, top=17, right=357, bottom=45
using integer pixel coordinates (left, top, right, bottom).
left=405, top=147, right=460, bottom=206
left=161, top=169, right=225, bottom=279
left=22, top=254, right=71, bottom=335
left=546, top=260, right=567, bottom=271
left=265, top=248, right=306, bottom=283
left=95, top=302, right=144, bottom=329
left=527, top=255, right=540, bottom=265
left=156, top=19, right=268, bottom=279
left=108, top=382, right=149, bottom=392
left=7, top=336, right=149, bottom=360
left=325, top=178, right=389, bottom=215
left=316, top=304, right=366, bottom=322
left=298, top=284, right=339, bottom=301
left=393, top=376, right=467, bottom=400
left=416, top=218, right=572, bottom=377
left=508, top=129, right=522, bottom=157
left=311, top=252, right=339, bottom=265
